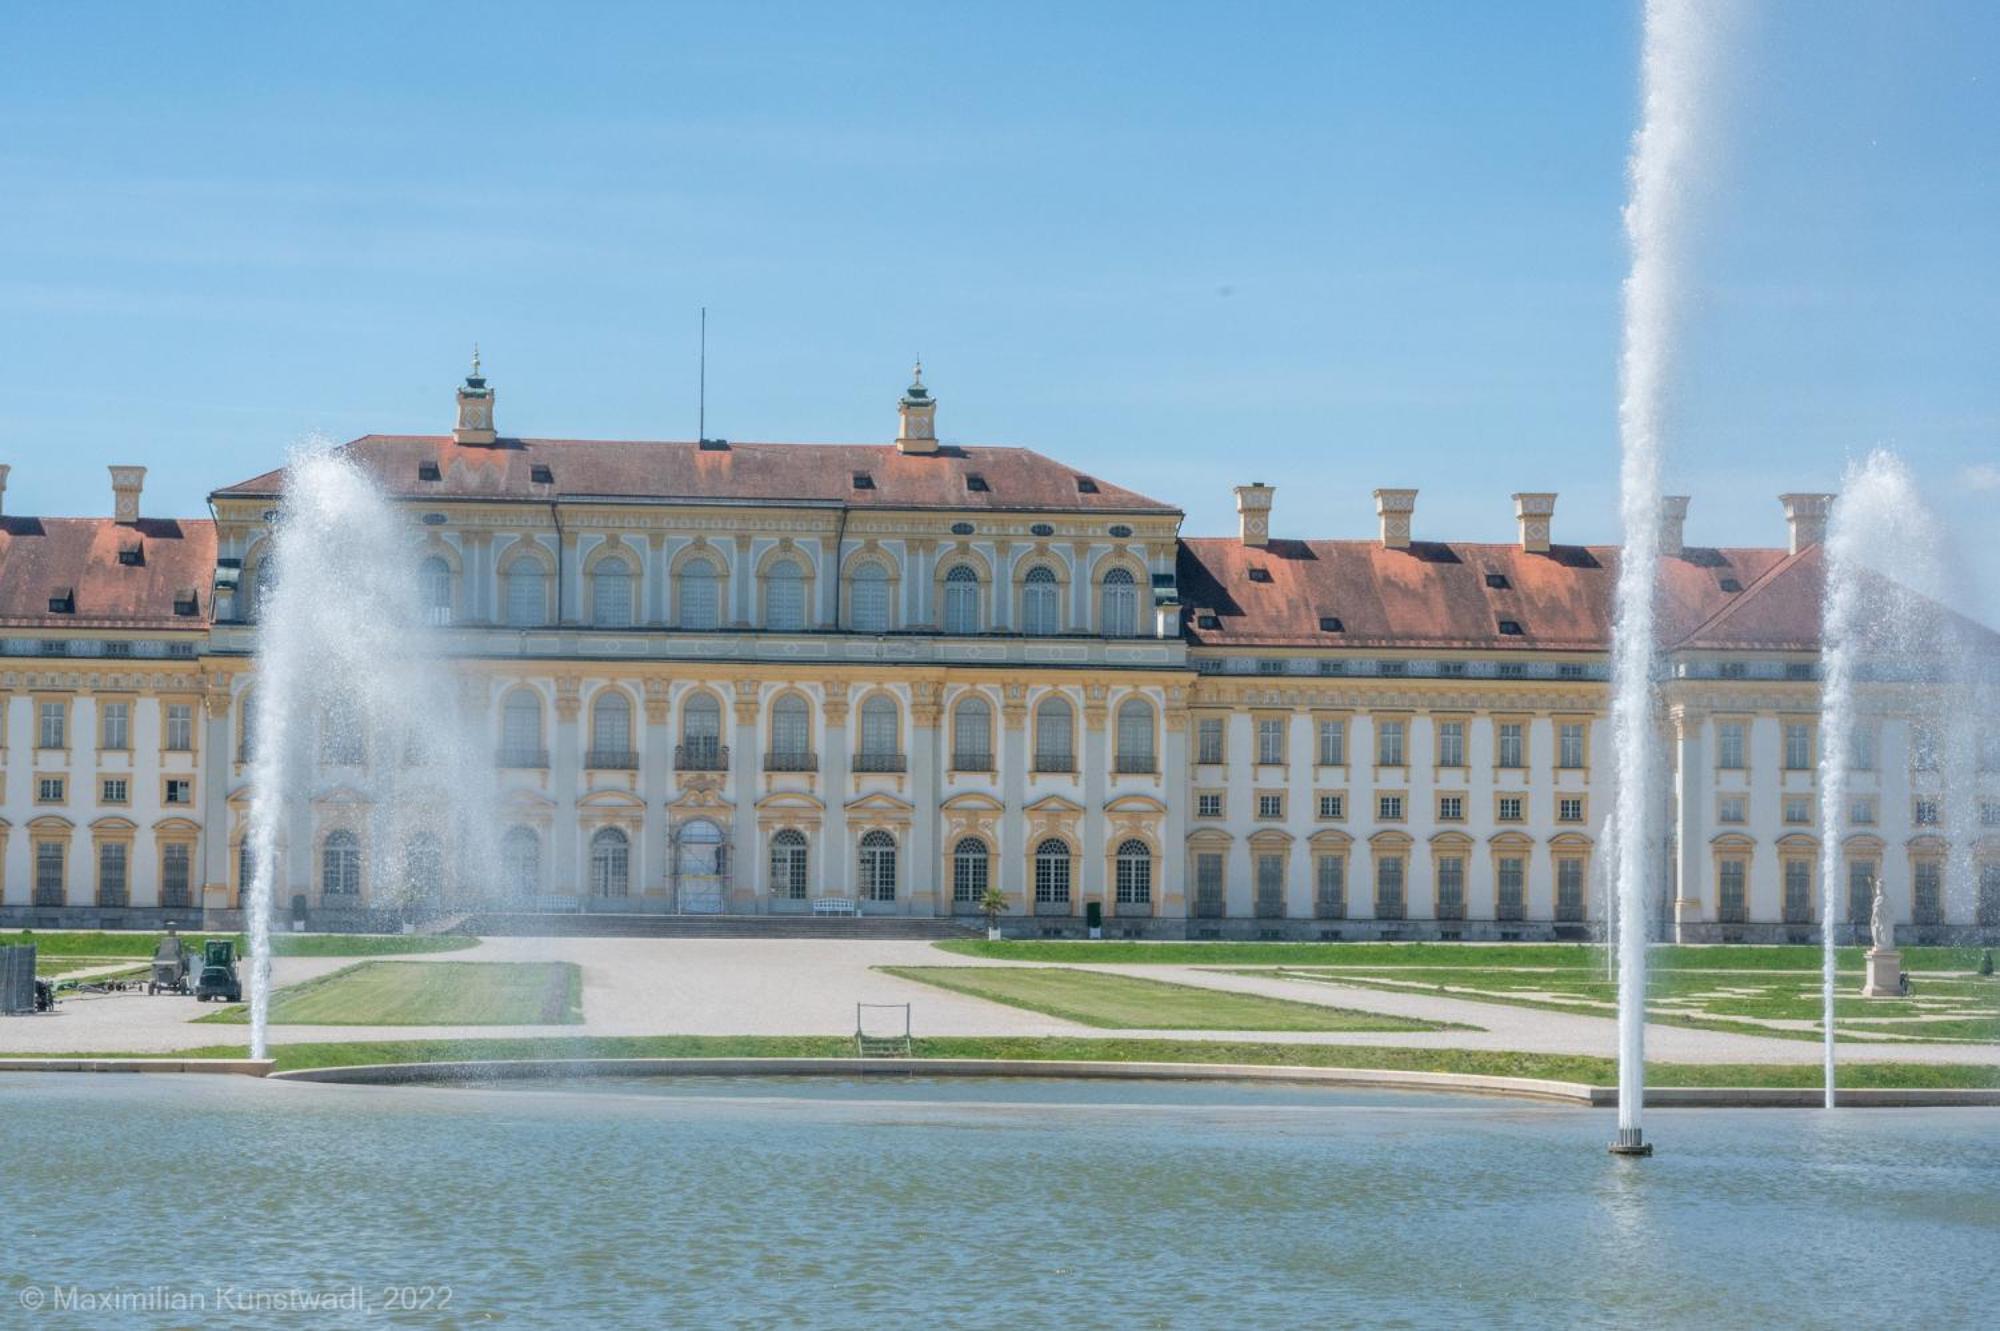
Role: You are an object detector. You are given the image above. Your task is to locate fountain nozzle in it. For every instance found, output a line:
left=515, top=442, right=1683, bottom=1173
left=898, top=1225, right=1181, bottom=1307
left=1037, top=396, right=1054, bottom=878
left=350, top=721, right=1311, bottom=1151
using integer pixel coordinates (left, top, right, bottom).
left=1608, top=1127, right=1653, bottom=1157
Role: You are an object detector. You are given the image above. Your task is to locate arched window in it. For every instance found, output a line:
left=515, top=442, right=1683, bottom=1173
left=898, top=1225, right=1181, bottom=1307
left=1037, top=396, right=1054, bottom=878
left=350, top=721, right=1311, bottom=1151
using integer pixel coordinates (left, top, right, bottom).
left=1115, top=838, right=1152, bottom=905
left=1100, top=566, right=1138, bottom=637
left=1021, top=565, right=1060, bottom=636
left=952, top=837, right=989, bottom=904
left=505, top=557, right=547, bottom=627
left=770, top=828, right=808, bottom=900
left=322, top=830, right=361, bottom=897
left=943, top=564, right=981, bottom=635
left=680, top=692, right=723, bottom=769
left=420, top=556, right=453, bottom=626
left=590, top=827, right=630, bottom=897
left=1034, top=838, right=1072, bottom=905
left=501, top=691, right=543, bottom=765
left=591, top=691, right=632, bottom=764
left=860, top=829, right=897, bottom=902
left=680, top=556, right=720, bottom=630
left=851, top=561, right=890, bottom=633
left=1115, top=698, right=1156, bottom=773
left=858, top=696, right=900, bottom=769
left=769, top=694, right=812, bottom=766
left=765, top=557, right=805, bottom=631
left=501, top=826, right=540, bottom=898
left=674, top=818, right=727, bottom=912
left=592, top=554, right=633, bottom=628
left=320, top=691, right=365, bottom=766
left=1035, top=697, right=1074, bottom=772
left=953, top=696, right=992, bottom=770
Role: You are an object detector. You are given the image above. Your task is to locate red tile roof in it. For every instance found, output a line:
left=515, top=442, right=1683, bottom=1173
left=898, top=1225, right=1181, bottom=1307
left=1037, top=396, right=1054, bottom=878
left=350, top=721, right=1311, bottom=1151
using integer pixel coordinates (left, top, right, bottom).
left=214, top=436, right=1179, bottom=515
left=0, top=517, right=215, bottom=631
left=1176, top=537, right=1795, bottom=652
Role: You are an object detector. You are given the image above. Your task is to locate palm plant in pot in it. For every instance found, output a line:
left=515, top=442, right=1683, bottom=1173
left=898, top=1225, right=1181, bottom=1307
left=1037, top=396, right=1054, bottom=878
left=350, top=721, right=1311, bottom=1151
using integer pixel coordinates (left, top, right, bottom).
left=979, top=884, right=1007, bottom=941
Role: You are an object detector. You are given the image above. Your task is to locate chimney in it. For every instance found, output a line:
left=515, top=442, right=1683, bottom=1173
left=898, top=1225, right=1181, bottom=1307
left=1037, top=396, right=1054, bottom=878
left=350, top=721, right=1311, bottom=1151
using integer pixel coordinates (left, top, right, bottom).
left=1373, top=488, right=1417, bottom=550
left=0, top=464, right=9, bottom=516
left=1659, top=495, right=1690, bottom=558
left=1512, top=492, right=1557, bottom=553
left=1154, top=598, right=1181, bottom=640
left=1779, top=493, right=1832, bottom=555
left=453, top=346, right=497, bottom=445
left=1233, top=482, right=1274, bottom=547
left=895, top=360, right=938, bottom=455
left=109, top=466, right=146, bottom=524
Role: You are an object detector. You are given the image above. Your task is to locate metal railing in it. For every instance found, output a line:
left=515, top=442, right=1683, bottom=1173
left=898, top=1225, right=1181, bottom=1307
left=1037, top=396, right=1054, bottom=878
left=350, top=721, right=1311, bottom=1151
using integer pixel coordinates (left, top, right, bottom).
left=1033, top=753, right=1075, bottom=774
left=675, top=741, right=729, bottom=771
left=854, top=752, right=906, bottom=773
left=951, top=751, right=994, bottom=772
left=1114, top=754, right=1157, bottom=774
left=764, top=751, right=818, bottom=772
left=497, top=748, right=549, bottom=768
left=585, top=749, right=638, bottom=770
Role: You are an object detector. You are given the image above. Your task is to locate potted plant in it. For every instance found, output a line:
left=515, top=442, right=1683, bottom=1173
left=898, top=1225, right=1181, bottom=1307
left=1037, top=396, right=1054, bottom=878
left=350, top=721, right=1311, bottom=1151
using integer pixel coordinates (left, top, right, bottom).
left=979, top=884, right=1007, bottom=942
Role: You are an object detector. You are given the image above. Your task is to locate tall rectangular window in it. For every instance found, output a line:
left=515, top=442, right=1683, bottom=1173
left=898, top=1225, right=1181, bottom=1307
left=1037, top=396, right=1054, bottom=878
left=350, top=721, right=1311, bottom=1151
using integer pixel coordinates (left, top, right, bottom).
left=1194, top=853, right=1224, bottom=918
left=1783, top=723, right=1811, bottom=771
left=165, top=703, right=194, bottom=752
left=1255, top=854, right=1285, bottom=918
left=1848, top=725, right=1876, bottom=771
left=35, top=842, right=65, bottom=905
left=1435, top=856, right=1465, bottom=920
left=1374, top=855, right=1405, bottom=920
left=1719, top=860, right=1748, bottom=923
left=1556, top=859, right=1585, bottom=922
left=1436, top=720, right=1465, bottom=768
left=1376, top=719, right=1405, bottom=767
left=1314, top=855, right=1346, bottom=918
left=1496, top=857, right=1525, bottom=921
left=97, top=841, right=128, bottom=906
left=1913, top=861, right=1943, bottom=924
left=38, top=701, right=66, bottom=750
left=1911, top=725, right=1940, bottom=771
left=100, top=701, right=130, bottom=751
left=1557, top=722, right=1585, bottom=770
left=1317, top=719, right=1345, bottom=767
left=1718, top=722, right=1746, bottom=771
left=1847, top=860, right=1877, bottom=922
left=1497, top=722, right=1524, bottom=769
left=1783, top=860, right=1812, bottom=923
left=161, top=843, right=192, bottom=908
left=1196, top=718, right=1225, bottom=765
left=1256, top=718, right=1286, bottom=766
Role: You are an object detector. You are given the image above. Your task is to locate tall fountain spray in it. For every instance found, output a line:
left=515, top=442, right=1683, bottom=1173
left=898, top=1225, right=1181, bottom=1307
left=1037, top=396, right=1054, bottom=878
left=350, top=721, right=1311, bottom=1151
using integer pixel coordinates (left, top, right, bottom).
left=245, top=447, right=498, bottom=1060
left=1816, top=450, right=1980, bottom=1107
left=1608, top=0, right=1724, bottom=1157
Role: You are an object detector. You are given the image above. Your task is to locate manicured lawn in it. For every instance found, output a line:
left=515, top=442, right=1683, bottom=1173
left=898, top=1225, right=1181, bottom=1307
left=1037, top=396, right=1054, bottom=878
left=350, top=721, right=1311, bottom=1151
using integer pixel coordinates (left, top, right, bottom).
left=1266, top=966, right=1998, bottom=1044
left=0, top=930, right=478, bottom=959
left=23, top=1033, right=1998, bottom=1088
left=202, top=961, right=581, bottom=1026
left=879, top=965, right=1449, bottom=1032
left=934, top=939, right=1988, bottom=971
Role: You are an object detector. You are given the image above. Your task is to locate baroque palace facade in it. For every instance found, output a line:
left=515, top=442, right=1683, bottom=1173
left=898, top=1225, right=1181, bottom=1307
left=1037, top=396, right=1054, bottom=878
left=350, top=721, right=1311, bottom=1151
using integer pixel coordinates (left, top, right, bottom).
left=1, top=366, right=1996, bottom=941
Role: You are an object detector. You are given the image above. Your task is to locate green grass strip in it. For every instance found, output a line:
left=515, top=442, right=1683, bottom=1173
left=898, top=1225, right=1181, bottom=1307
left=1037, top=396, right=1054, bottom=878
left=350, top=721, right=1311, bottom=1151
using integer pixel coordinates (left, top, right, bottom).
left=0, top=930, right=478, bottom=959
left=933, top=939, right=1988, bottom=971
left=200, top=961, right=581, bottom=1027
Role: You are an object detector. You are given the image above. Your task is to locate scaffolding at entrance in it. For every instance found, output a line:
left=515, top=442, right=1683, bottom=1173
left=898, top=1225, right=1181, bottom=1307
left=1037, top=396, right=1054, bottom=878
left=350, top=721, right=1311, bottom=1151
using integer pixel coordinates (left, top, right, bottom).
left=668, top=817, right=732, bottom=914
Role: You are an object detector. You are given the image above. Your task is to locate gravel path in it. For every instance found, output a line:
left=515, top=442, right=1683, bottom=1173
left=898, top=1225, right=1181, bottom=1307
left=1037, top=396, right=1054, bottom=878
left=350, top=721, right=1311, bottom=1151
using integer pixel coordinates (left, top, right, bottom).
left=1, top=936, right=1992, bottom=1068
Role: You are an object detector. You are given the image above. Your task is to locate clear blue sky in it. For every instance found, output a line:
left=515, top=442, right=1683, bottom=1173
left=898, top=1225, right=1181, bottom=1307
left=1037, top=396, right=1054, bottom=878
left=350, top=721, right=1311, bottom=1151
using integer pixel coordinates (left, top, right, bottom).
left=3, top=2, right=1996, bottom=614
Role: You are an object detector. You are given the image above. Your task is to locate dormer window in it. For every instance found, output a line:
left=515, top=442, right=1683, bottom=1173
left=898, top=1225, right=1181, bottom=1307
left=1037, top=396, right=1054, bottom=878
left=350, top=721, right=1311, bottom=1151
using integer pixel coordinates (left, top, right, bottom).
left=1196, top=612, right=1220, bottom=630
left=965, top=474, right=990, bottom=493
left=173, top=590, right=200, bottom=617
left=1075, top=476, right=1099, bottom=494
left=1247, top=567, right=1272, bottom=584
left=418, top=462, right=442, bottom=482
left=698, top=437, right=729, bottom=451
left=117, top=545, right=143, bottom=566
left=48, top=589, right=75, bottom=615
left=1485, top=572, right=1510, bottom=590
left=1319, top=616, right=1344, bottom=632
left=852, top=472, right=875, bottom=490
left=530, top=464, right=554, bottom=484
left=1497, top=619, right=1524, bottom=636
left=1719, top=577, right=1742, bottom=593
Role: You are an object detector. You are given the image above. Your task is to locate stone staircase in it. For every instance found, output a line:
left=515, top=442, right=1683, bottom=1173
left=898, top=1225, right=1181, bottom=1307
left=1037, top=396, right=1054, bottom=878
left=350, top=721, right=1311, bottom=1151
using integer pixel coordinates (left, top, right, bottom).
left=452, top=911, right=981, bottom=941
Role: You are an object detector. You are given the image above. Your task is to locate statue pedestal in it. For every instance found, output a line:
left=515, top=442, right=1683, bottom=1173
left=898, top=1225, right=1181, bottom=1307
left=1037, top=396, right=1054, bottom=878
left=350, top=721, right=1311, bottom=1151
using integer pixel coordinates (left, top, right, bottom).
left=1860, top=947, right=1903, bottom=998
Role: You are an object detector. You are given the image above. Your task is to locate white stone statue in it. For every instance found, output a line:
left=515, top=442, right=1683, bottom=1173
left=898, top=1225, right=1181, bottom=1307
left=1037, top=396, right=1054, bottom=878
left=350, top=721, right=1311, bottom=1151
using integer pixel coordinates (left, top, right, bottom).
left=1870, top=880, right=1893, bottom=953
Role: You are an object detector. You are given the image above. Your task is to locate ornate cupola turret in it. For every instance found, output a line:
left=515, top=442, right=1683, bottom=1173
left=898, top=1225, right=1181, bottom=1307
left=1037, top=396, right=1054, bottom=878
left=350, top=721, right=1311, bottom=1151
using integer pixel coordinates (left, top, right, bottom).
left=895, top=359, right=938, bottom=455
left=453, top=346, right=497, bottom=445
